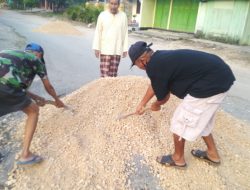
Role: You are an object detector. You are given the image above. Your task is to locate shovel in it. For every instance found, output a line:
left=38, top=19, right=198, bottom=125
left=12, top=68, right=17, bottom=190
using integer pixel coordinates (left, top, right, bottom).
left=116, top=111, right=137, bottom=120
left=35, top=98, right=75, bottom=115
left=116, top=107, right=151, bottom=120
left=45, top=100, right=75, bottom=115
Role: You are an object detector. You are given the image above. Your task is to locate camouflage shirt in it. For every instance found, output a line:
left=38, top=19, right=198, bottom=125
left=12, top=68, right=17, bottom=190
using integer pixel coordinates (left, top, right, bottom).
left=0, top=50, right=47, bottom=89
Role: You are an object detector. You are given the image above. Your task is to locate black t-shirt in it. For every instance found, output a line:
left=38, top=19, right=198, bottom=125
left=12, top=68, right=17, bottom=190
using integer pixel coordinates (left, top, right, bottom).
left=146, top=49, right=236, bottom=100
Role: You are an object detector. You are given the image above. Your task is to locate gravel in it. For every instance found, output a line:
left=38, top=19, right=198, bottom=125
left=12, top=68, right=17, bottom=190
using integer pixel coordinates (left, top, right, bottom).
left=5, top=76, right=250, bottom=190
left=33, top=20, right=83, bottom=36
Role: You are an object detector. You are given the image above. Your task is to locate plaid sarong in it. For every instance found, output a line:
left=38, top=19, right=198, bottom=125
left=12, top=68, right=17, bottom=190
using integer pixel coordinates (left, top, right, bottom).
left=100, top=55, right=121, bottom=77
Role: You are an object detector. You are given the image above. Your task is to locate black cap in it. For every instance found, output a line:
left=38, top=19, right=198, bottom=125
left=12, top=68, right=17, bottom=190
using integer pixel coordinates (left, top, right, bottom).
left=128, top=41, right=153, bottom=67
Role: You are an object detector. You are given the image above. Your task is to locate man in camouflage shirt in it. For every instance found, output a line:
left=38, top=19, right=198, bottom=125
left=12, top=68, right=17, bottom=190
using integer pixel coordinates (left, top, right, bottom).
left=0, top=43, right=64, bottom=165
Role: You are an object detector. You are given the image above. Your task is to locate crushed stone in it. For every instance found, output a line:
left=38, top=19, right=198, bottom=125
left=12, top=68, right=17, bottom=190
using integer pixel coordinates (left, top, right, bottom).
left=33, top=20, right=82, bottom=36
left=6, top=76, right=250, bottom=190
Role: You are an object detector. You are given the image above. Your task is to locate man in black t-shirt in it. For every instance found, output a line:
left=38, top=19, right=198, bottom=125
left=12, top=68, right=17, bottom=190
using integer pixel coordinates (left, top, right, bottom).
left=128, top=41, right=235, bottom=169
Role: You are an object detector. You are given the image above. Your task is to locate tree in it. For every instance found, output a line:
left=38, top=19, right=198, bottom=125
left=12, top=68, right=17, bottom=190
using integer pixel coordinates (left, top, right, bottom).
left=23, top=0, right=38, bottom=9
left=46, top=0, right=86, bottom=12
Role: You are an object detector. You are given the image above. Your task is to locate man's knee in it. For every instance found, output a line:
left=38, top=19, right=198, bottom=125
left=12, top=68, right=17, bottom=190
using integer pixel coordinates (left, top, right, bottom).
left=30, top=103, right=39, bottom=114
left=23, top=102, right=39, bottom=115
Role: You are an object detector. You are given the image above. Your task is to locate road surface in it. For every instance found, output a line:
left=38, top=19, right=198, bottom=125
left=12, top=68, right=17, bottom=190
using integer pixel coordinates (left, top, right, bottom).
left=0, top=9, right=145, bottom=98
left=0, top=9, right=250, bottom=188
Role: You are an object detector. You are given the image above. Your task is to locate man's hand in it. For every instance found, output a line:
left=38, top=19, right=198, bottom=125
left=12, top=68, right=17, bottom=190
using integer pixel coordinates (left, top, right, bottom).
left=35, top=97, right=46, bottom=107
left=42, top=79, right=65, bottom=108
left=151, top=93, right=171, bottom=111
left=135, top=84, right=155, bottom=115
left=136, top=103, right=146, bottom=115
left=27, top=91, right=46, bottom=107
left=122, top=51, right=127, bottom=58
left=95, top=50, right=100, bottom=58
left=55, top=98, right=65, bottom=108
left=151, top=101, right=161, bottom=111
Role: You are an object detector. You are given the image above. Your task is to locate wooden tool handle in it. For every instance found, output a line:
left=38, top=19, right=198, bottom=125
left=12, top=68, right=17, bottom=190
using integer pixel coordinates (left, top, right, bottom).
left=44, top=100, right=56, bottom=105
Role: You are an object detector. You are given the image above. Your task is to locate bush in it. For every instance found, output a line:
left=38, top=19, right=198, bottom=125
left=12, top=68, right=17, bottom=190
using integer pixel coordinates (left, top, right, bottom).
left=65, top=6, right=78, bottom=20
left=24, top=0, right=38, bottom=9
left=8, top=0, right=25, bottom=9
left=65, top=3, right=103, bottom=23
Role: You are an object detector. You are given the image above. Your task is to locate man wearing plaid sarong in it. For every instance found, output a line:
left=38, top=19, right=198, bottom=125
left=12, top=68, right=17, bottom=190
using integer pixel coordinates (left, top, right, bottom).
left=93, top=0, right=128, bottom=77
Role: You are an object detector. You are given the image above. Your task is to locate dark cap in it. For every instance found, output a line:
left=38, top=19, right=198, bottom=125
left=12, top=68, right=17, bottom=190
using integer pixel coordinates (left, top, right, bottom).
left=25, top=43, right=45, bottom=63
left=128, top=41, right=153, bottom=67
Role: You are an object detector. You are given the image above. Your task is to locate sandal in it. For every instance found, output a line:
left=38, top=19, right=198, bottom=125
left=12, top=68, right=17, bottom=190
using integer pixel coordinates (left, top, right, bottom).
left=17, top=155, right=43, bottom=165
left=156, top=154, right=187, bottom=169
left=191, top=149, right=220, bottom=165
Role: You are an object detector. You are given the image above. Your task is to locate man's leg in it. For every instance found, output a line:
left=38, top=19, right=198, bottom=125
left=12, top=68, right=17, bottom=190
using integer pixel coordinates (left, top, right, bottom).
left=156, top=133, right=186, bottom=167
left=100, top=55, right=111, bottom=77
left=20, top=102, right=39, bottom=160
left=202, top=134, right=220, bottom=162
left=172, top=133, right=186, bottom=165
left=109, top=55, right=120, bottom=77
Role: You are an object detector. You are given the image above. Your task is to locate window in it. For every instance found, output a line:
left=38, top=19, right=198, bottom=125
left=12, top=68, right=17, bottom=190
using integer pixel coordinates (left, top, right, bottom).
left=136, top=0, right=141, bottom=14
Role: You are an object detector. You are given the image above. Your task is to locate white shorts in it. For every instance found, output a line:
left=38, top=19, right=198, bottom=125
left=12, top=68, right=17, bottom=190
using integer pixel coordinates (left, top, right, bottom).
left=170, top=92, right=228, bottom=141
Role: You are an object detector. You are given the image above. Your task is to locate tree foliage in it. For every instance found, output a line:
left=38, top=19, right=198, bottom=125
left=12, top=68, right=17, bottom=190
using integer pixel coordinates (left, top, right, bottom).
left=50, top=0, right=86, bottom=12
left=6, top=0, right=103, bottom=24
left=65, top=3, right=103, bottom=23
left=23, top=0, right=38, bottom=9
left=7, top=0, right=86, bottom=11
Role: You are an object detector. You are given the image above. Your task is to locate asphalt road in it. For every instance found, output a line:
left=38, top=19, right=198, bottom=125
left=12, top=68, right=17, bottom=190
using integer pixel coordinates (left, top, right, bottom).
left=0, top=9, right=250, bottom=123
left=0, top=9, right=145, bottom=99
left=0, top=10, right=142, bottom=185
left=0, top=8, right=250, bottom=188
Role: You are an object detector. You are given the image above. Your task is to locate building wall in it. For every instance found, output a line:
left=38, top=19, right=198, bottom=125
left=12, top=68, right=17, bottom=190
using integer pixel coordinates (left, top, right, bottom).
left=196, top=0, right=250, bottom=44
left=141, top=0, right=199, bottom=32
left=169, top=0, right=199, bottom=32
left=153, top=0, right=170, bottom=29
left=240, top=3, right=250, bottom=45
left=131, top=0, right=137, bottom=18
left=140, top=0, right=156, bottom=27
left=131, top=0, right=141, bottom=25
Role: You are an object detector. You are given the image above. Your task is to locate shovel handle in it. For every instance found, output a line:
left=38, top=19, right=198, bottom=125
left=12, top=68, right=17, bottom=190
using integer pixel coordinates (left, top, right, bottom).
left=44, top=100, right=56, bottom=105
left=139, top=107, right=151, bottom=114
left=45, top=100, right=74, bottom=113
left=117, top=106, right=151, bottom=120
left=118, top=112, right=136, bottom=120
left=36, top=93, right=65, bottom=106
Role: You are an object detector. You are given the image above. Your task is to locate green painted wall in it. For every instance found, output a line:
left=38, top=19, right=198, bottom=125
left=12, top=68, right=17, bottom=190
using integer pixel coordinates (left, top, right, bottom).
left=140, top=0, right=156, bottom=27
left=196, top=0, right=250, bottom=44
left=240, top=3, right=250, bottom=45
left=169, top=0, right=199, bottom=32
left=154, top=0, right=170, bottom=29
left=146, top=0, right=199, bottom=32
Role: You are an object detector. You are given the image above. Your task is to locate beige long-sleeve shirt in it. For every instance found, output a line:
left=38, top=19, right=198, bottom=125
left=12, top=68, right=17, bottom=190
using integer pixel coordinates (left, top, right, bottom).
left=92, top=10, right=128, bottom=56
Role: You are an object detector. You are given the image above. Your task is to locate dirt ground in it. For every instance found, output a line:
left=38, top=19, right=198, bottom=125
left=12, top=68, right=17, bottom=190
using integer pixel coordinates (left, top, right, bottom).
left=1, top=18, right=250, bottom=189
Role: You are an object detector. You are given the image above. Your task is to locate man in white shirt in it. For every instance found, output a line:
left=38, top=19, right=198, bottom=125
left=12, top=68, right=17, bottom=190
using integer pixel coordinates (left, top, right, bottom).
left=93, top=0, right=128, bottom=77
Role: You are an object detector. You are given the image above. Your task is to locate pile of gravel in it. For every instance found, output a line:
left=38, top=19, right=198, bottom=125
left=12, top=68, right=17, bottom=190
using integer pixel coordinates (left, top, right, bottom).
left=5, top=76, right=250, bottom=190
left=33, top=20, right=82, bottom=36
